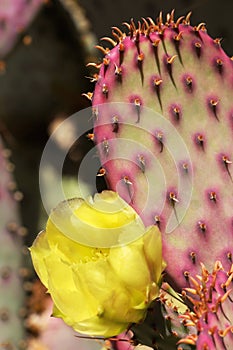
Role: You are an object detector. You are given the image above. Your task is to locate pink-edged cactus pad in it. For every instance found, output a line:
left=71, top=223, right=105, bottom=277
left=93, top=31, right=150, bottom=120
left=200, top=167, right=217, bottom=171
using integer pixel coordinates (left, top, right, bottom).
left=85, top=11, right=233, bottom=292
left=0, top=0, right=43, bottom=58
left=83, top=10, right=233, bottom=349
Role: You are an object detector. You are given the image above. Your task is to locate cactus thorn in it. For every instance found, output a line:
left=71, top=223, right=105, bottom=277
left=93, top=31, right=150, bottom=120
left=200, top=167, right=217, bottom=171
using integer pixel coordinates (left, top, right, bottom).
left=102, top=83, right=109, bottom=97
left=82, top=92, right=93, bottom=101
left=214, top=38, right=223, bottom=46
left=198, top=221, right=207, bottom=233
left=156, top=131, right=164, bottom=153
left=102, top=139, right=109, bottom=156
left=87, top=133, right=95, bottom=141
left=222, top=155, right=232, bottom=181
left=100, top=37, right=117, bottom=47
left=138, top=154, right=146, bottom=173
left=112, top=115, right=119, bottom=133
left=97, top=167, right=106, bottom=177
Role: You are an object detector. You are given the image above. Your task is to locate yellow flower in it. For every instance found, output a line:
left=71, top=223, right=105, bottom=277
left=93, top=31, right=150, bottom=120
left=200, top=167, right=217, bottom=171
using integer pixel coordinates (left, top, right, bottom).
left=30, top=191, right=165, bottom=337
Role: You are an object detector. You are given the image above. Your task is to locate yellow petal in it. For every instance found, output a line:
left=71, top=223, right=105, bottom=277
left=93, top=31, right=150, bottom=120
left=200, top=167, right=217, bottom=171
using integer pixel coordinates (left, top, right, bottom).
left=73, top=259, right=145, bottom=324
left=48, top=192, right=145, bottom=248
left=76, top=191, right=136, bottom=228
left=29, top=230, right=51, bottom=288
left=45, top=254, right=98, bottom=322
left=46, top=215, right=96, bottom=264
left=143, top=226, right=166, bottom=283
left=108, top=239, right=150, bottom=292
left=72, top=314, right=129, bottom=337
left=29, top=191, right=166, bottom=338
left=52, top=303, right=127, bottom=337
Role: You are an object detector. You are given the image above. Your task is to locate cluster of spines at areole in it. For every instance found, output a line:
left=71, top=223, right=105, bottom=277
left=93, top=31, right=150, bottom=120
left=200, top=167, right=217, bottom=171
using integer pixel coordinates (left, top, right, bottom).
left=83, top=10, right=230, bottom=103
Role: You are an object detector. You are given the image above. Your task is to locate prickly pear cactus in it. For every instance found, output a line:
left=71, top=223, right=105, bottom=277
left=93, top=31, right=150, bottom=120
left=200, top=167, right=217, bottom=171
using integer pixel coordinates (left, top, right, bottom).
left=0, top=136, right=25, bottom=349
left=89, top=11, right=233, bottom=288
left=0, top=0, right=43, bottom=58
left=84, top=11, right=233, bottom=349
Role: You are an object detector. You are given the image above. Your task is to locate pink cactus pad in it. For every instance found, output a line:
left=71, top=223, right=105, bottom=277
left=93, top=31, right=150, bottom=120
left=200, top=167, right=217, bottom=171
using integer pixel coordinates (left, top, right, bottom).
left=87, top=11, right=233, bottom=291
left=0, top=0, right=43, bottom=57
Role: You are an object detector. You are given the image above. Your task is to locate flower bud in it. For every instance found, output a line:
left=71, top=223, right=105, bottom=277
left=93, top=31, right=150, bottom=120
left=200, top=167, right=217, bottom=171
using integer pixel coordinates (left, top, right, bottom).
left=30, top=191, right=165, bottom=337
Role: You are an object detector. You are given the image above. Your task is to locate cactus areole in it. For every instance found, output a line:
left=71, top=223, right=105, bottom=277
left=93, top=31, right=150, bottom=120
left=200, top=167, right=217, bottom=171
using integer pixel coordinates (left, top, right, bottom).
left=86, top=11, right=233, bottom=293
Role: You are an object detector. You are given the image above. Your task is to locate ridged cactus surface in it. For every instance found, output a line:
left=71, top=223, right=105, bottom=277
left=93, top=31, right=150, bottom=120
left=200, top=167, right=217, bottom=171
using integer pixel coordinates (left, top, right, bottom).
left=0, top=136, right=25, bottom=349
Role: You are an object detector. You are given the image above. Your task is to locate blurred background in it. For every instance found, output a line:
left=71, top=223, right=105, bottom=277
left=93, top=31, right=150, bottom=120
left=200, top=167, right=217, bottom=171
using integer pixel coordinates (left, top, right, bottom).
left=0, top=0, right=233, bottom=349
